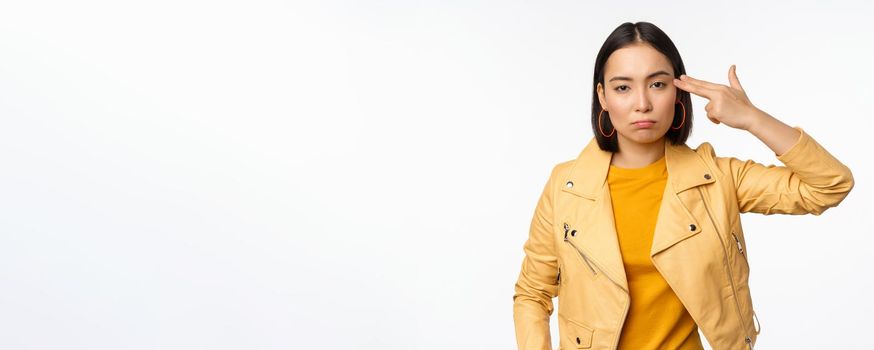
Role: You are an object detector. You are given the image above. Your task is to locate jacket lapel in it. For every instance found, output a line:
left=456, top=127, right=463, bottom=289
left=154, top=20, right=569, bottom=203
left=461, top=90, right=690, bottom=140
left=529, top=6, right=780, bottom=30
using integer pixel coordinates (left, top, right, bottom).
left=560, top=137, right=716, bottom=292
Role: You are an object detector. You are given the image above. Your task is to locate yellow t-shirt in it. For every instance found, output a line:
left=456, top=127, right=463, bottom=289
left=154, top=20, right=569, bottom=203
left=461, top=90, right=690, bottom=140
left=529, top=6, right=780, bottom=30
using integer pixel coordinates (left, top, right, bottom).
left=607, top=155, right=704, bottom=350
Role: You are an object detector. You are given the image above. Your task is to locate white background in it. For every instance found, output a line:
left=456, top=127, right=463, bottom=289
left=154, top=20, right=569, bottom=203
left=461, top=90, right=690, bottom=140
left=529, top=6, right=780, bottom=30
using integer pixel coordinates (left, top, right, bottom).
left=0, top=1, right=871, bottom=349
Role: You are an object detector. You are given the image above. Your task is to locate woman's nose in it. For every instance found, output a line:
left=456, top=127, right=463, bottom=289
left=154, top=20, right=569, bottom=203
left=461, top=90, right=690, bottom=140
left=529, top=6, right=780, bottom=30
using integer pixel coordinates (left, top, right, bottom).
left=635, top=92, right=652, bottom=112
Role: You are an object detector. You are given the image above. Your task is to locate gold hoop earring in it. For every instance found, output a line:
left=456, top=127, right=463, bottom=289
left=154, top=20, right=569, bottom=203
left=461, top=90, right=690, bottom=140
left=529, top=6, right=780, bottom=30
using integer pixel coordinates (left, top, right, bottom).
left=598, top=109, right=615, bottom=137
left=671, top=99, right=686, bottom=130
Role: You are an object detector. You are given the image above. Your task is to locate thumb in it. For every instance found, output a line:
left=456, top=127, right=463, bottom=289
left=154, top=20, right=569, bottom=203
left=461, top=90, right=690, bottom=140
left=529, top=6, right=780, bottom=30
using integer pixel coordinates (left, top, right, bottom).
left=728, top=64, right=744, bottom=91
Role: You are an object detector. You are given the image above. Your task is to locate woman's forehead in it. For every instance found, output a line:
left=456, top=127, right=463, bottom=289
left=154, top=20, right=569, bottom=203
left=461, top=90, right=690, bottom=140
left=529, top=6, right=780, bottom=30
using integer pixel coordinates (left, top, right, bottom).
left=604, top=45, right=673, bottom=80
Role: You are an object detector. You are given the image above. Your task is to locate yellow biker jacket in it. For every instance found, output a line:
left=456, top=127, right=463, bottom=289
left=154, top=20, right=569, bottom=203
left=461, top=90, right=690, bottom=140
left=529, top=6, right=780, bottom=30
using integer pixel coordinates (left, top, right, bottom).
left=513, top=126, right=854, bottom=350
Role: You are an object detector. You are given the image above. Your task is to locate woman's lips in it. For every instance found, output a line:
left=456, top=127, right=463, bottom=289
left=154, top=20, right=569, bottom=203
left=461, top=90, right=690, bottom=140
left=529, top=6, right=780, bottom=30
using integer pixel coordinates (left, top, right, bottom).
left=632, top=121, right=655, bottom=128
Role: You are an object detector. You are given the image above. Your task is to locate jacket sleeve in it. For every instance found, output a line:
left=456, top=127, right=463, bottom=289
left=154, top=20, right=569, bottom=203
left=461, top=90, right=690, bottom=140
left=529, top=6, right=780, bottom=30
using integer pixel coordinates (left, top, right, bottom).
left=715, top=126, right=855, bottom=215
left=513, top=164, right=560, bottom=350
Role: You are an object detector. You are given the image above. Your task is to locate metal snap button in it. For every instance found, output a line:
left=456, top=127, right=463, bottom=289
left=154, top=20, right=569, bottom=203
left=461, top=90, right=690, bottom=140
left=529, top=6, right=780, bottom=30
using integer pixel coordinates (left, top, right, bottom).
left=566, top=181, right=574, bottom=188
left=704, top=174, right=712, bottom=180
left=571, top=230, right=577, bottom=237
left=689, top=224, right=697, bottom=231
left=576, top=337, right=581, bottom=344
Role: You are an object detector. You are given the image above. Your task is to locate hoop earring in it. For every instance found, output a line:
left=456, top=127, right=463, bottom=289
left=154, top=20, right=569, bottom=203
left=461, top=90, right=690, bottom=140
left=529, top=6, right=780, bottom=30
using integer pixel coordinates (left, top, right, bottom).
left=671, top=99, right=686, bottom=130
left=598, top=109, right=615, bottom=137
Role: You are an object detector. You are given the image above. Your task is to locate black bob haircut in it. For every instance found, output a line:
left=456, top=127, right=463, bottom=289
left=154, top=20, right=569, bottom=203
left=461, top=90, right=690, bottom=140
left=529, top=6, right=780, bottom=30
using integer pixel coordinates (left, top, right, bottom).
left=591, top=21, right=693, bottom=152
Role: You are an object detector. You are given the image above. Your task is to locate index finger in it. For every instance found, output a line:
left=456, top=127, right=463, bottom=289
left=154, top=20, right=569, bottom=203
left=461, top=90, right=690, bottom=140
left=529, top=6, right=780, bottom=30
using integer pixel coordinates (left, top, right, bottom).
left=680, top=74, right=723, bottom=90
left=673, top=78, right=715, bottom=99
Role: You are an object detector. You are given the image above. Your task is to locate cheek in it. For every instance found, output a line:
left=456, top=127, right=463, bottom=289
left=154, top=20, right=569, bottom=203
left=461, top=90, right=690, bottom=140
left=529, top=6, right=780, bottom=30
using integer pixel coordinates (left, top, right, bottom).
left=605, top=92, right=630, bottom=110
left=657, top=95, right=677, bottom=116
left=657, top=90, right=676, bottom=104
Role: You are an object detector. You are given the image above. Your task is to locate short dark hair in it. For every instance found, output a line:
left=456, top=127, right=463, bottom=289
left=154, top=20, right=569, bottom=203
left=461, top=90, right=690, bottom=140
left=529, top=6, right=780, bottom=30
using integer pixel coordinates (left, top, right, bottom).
left=591, top=21, right=693, bottom=152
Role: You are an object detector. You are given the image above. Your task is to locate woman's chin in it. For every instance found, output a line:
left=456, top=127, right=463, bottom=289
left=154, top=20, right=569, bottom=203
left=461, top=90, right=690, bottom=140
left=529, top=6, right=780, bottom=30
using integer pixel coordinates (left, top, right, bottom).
left=619, top=131, right=667, bottom=145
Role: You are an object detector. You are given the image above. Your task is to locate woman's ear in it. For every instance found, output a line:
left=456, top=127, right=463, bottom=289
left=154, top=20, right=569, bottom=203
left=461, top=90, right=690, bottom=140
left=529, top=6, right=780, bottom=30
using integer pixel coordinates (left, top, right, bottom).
left=596, top=83, right=607, bottom=111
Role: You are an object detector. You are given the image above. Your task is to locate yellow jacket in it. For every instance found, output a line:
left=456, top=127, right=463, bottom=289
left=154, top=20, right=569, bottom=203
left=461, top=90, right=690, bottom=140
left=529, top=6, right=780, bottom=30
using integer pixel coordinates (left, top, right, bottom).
left=513, top=126, right=854, bottom=350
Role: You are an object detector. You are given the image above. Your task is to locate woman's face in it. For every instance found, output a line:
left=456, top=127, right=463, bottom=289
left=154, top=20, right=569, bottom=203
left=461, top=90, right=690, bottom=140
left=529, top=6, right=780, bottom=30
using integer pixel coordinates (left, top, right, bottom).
left=597, top=43, right=678, bottom=148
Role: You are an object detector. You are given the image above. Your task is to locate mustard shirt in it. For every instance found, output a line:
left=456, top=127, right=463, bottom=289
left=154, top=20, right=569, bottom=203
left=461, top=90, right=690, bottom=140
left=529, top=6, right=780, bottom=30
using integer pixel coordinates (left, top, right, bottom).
left=607, top=155, right=704, bottom=350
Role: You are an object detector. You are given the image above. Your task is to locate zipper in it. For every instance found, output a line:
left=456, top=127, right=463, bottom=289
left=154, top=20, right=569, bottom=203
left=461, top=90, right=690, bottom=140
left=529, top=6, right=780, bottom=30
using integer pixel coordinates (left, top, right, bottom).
left=732, top=231, right=746, bottom=259
left=734, top=231, right=761, bottom=339
left=563, top=223, right=597, bottom=275
left=732, top=231, right=752, bottom=272
left=697, top=187, right=754, bottom=349
left=556, top=265, right=562, bottom=285
left=561, top=222, right=628, bottom=292
left=562, top=221, right=630, bottom=350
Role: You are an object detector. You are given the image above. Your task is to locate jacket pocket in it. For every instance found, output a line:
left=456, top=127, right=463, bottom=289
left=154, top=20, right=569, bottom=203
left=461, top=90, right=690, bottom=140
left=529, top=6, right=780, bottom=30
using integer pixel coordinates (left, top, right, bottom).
left=559, top=313, right=593, bottom=349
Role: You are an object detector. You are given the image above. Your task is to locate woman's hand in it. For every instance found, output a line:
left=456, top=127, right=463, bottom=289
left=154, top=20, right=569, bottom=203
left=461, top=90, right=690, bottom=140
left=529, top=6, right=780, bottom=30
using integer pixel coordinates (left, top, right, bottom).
left=673, top=65, right=764, bottom=131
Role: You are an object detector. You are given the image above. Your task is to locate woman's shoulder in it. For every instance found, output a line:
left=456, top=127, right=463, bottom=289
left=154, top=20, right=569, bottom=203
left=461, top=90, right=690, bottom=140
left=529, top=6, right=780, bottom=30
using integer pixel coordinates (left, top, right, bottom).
left=686, top=140, right=736, bottom=176
left=690, top=140, right=718, bottom=159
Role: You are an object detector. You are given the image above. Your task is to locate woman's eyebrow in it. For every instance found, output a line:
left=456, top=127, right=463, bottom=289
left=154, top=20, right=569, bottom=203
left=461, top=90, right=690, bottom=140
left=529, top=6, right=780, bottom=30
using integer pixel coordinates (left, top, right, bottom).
left=608, top=70, right=672, bottom=82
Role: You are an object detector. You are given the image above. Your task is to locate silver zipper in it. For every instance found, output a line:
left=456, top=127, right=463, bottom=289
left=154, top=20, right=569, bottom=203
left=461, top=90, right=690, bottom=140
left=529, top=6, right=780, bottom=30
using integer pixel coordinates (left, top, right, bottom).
left=556, top=265, right=562, bottom=285
left=563, top=223, right=597, bottom=276
left=562, top=221, right=630, bottom=350
left=732, top=231, right=746, bottom=258
left=733, top=231, right=751, bottom=272
left=561, top=222, right=629, bottom=293
left=734, top=230, right=758, bottom=346
left=697, top=187, right=754, bottom=349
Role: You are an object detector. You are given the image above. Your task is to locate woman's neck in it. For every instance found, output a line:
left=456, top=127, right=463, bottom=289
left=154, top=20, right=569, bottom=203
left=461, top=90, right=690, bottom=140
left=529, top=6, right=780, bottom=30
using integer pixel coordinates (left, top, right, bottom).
left=610, top=137, right=666, bottom=168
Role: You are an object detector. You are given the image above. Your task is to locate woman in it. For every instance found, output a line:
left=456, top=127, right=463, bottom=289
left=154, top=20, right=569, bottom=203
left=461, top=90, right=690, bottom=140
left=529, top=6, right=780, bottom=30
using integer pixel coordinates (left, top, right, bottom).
left=512, top=22, right=854, bottom=350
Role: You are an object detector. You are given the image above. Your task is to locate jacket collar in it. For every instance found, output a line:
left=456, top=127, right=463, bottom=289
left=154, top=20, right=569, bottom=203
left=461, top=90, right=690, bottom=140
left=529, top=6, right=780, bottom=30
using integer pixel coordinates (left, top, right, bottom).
left=561, top=137, right=715, bottom=199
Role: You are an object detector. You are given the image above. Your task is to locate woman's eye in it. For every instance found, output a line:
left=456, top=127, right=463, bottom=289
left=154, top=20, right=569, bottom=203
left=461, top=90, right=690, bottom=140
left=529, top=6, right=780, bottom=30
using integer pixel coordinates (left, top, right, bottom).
left=614, top=82, right=665, bottom=93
